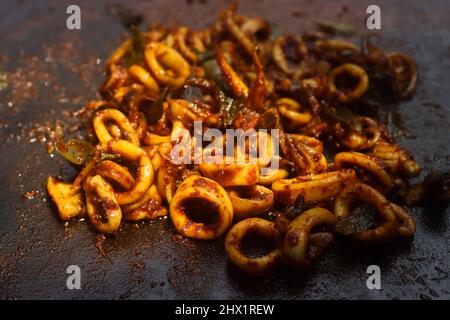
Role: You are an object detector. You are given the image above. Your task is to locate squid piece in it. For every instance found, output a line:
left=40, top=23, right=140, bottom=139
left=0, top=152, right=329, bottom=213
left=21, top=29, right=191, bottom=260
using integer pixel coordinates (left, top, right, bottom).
left=225, top=218, right=282, bottom=276
left=145, top=42, right=191, bottom=88
left=47, top=177, right=85, bottom=221
left=272, top=36, right=308, bottom=75
left=390, top=203, right=416, bottom=240
left=156, top=159, right=183, bottom=203
left=282, top=208, right=336, bottom=269
left=334, top=151, right=394, bottom=193
left=142, top=132, right=171, bottom=146
left=106, top=38, right=131, bottom=66
left=84, top=175, right=122, bottom=234
left=315, top=39, right=359, bottom=63
left=289, top=134, right=324, bottom=154
left=276, top=98, right=313, bottom=127
left=147, top=141, right=173, bottom=172
left=334, top=182, right=398, bottom=244
left=93, top=109, right=140, bottom=146
left=228, top=185, right=274, bottom=220
left=122, top=185, right=167, bottom=221
left=94, top=160, right=135, bottom=190
left=340, top=116, right=381, bottom=151
left=166, top=99, right=212, bottom=128
left=223, top=5, right=255, bottom=57
left=174, top=27, right=206, bottom=63
left=388, top=52, right=417, bottom=99
left=170, top=176, right=233, bottom=240
left=370, top=140, right=421, bottom=177
left=129, top=64, right=160, bottom=93
left=102, top=65, right=129, bottom=97
left=258, top=168, right=289, bottom=185
left=199, top=162, right=259, bottom=187
left=328, top=63, right=369, bottom=103
left=215, top=47, right=249, bottom=98
left=272, top=169, right=357, bottom=205
left=105, top=139, right=154, bottom=205
left=240, top=17, right=270, bottom=40
left=316, top=39, right=359, bottom=52
left=246, top=50, right=267, bottom=112
left=284, top=133, right=328, bottom=175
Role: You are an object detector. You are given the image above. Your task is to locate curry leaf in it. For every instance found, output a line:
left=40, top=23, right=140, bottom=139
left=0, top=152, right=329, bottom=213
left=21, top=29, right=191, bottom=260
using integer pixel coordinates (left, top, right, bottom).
left=195, top=49, right=215, bottom=64
left=123, top=27, right=146, bottom=67
left=56, top=139, right=95, bottom=165
left=144, top=87, right=169, bottom=125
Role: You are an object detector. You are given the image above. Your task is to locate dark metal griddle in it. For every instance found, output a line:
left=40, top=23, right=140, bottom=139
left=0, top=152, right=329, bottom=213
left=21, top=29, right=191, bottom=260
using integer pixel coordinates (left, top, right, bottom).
left=0, top=0, right=449, bottom=299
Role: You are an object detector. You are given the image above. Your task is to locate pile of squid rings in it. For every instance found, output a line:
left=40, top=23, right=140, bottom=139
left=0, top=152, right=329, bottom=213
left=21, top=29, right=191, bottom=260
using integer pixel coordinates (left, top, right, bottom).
left=47, top=5, right=421, bottom=276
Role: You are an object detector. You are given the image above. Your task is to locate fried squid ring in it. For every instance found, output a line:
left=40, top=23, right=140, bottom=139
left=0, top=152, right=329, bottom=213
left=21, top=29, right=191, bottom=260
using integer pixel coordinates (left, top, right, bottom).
left=94, top=160, right=135, bottom=190
left=315, top=39, right=359, bottom=62
left=390, top=203, right=416, bottom=240
left=272, top=169, right=357, bottom=205
left=370, top=140, right=421, bottom=177
left=93, top=109, right=140, bottom=146
left=105, top=139, right=153, bottom=205
left=258, top=168, right=289, bottom=185
left=272, top=36, right=308, bottom=75
left=282, top=208, right=336, bottom=269
left=156, top=160, right=182, bottom=203
left=122, top=185, right=167, bottom=221
left=246, top=50, right=267, bottom=112
left=228, top=185, right=274, bottom=220
left=334, top=182, right=398, bottom=244
left=290, top=134, right=324, bottom=154
left=142, top=132, right=171, bottom=146
left=170, top=176, right=233, bottom=239
left=174, top=27, right=206, bottom=63
left=199, top=162, right=259, bottom=187
left=107, top=38, right=131, bottom=66
left=225, top=218, right=282, bottom=276
left=106, top=123, right=122, bottom=139
left=102, top=65, right=129, bottom=97
left=276, top=98, right=313, bottom=127
left=144, top=144, right=164, bottom=172
left=388, top=52, right=417, bottom=99
left=286, top=135, right=328, bottom=175
left=146, top=141, right=172, bottom=172
left=215, top=47, right=249, bottom=97
left=240, top=17, right=270, bottom=39
left=223, top=5, right=255, bottom=57
left=47, top=177, right=85, bottom=221
left=328, top=63, right=369, bottom=103
left=340, top=117, right=381, bottom=150
left=166, top=99, right=210, bottom=127
left=84, top=175, right=122, bottom=234
left=334, top=151, right=394, bottom=192
left=129, top=64, right=160, bottom=93
left=145, top=42, right=191, bottom=88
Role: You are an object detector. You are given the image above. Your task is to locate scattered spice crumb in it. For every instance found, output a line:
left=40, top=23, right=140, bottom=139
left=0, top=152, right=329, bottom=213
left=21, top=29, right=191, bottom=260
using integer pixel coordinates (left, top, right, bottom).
left=95, top=234, right=109, bottom=260
left=22, top=190, right=39, bottom=200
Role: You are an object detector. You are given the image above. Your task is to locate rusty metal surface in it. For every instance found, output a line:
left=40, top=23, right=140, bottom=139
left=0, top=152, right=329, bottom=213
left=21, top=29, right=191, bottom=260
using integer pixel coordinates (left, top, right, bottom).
left=0, top=0, right=449, bottom=299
